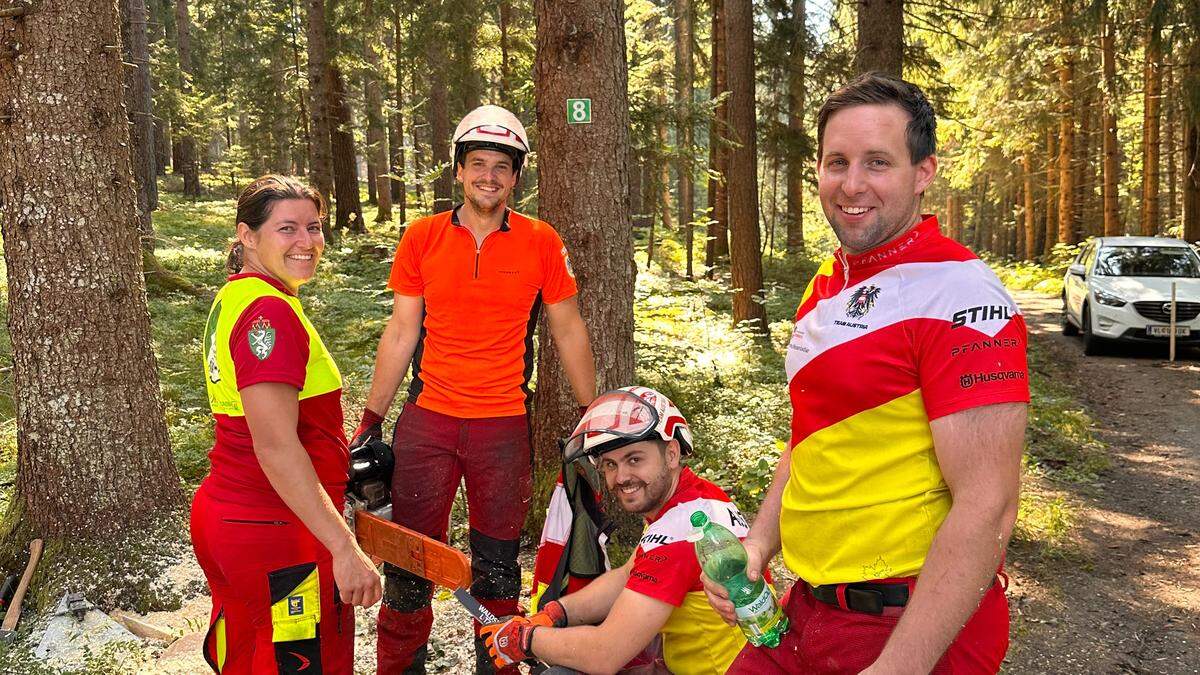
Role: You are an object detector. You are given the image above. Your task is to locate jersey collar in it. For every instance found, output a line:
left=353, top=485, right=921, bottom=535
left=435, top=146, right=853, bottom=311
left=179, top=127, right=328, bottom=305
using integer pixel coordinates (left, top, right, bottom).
left=451, top=203, right=511, bottom=232
left=840, top=214, right=940, bottom=269
left=644, top=466, right=699, bottom=525
left=226, top=272, right=297, bottom=297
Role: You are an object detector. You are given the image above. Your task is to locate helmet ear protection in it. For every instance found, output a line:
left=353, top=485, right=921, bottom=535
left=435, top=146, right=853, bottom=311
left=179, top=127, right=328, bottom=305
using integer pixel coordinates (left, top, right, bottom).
left=561, top=386, right=693, bottom=464
left=451, top=105, right=530, bottom=176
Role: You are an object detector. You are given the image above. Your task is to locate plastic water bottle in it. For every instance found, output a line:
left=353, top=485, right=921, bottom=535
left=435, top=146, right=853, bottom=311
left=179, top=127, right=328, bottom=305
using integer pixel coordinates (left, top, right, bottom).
left=690, top=511, right=788, bottom=647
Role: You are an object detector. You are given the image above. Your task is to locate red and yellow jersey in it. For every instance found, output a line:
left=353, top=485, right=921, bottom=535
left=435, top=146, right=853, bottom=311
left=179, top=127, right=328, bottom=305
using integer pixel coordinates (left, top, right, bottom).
left=202, top=273, right=348, bottom=510
left=625, top=468, right=749, bottom=675
left=782, top=215, right=1029, bottom=586
left=387, top=208, right=577, bottom=418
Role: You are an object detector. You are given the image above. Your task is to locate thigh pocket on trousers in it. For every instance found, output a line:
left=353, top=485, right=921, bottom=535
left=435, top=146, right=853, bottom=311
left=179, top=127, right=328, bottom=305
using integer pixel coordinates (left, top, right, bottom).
left=268, top=562, right=323, bottom=674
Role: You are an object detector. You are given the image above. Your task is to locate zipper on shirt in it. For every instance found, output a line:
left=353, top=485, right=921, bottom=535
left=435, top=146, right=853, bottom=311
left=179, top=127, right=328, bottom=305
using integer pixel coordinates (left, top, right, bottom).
left=472, top=230, right=499, bottom=279
left=835, top=249, right=851, bottom=293
left=221, top=518, right=289, bottom=526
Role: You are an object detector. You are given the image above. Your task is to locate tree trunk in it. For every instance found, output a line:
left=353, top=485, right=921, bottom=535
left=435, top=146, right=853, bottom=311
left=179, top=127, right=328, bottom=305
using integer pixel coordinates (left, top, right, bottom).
left=364, top=0, right=392, bottom=222
left=1166, top=62, right=1177, bottom=227
left=1045, top=128, right=1059, bottom=255
left=675, top=0, right=694, bottom=278
left=306, top=0, right=335, bottom=240
left=0, top=0, right=184, bottom=579
left=1074, top=81, right=1093, bottom=242
left=498, top=0, right=513, bottom=104
left=175, top=0, right=201, bottom=196
left=854, top=0, right=903, bottom=77
left=785, top=0, right=806, bottom=255
left=1057, top=49, right=1075, bottom=245
left=1185, top=116, right=1199, bottom=242
left=1141, top=17, right=1163, bottom=236
left=725, top=0, right=767, bottom=332
left=329, top=66, right=364, bottom=233
left=120, top=0, right=157, bottom=248
left=705, top=0, right=729, bottom=275
left=654, top=88, right=672, bottom=265
left=427, top=37, right=453, bottom=213
left=1100, top=0, right=1123, bottom=236
left=391, top=8, right=407, bottom=220
left=1023, top=154, right=1036, bottom=260
left=532, top=0, right=634, bottom=535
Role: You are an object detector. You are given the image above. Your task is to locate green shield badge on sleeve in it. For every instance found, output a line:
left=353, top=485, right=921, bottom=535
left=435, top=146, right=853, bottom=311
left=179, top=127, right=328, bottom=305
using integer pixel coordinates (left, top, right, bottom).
left=248, top=316, right=276, bottom=361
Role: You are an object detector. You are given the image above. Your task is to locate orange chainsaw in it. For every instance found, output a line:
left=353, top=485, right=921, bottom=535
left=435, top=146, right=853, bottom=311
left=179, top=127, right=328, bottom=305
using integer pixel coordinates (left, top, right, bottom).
left=346, top=438, right=498, bottom=624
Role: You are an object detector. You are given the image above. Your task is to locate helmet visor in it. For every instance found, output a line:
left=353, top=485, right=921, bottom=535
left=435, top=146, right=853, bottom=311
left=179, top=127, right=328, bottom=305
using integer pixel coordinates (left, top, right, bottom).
left=562, top=390, right=660, bottom=463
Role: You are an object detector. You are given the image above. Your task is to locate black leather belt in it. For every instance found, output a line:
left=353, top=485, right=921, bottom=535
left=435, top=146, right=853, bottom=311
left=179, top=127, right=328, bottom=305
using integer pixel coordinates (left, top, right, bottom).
left=810, top=581, right=910, bottom=615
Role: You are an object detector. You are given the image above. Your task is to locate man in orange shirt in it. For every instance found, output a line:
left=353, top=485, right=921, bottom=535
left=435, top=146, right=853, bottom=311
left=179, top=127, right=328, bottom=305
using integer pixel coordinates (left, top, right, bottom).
left=352, top=105, right=596, bottom=674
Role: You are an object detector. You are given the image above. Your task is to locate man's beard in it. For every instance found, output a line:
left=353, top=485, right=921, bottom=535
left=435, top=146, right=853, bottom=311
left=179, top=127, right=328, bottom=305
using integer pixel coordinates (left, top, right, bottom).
left=619, top=465, right=674, bottom=516
left=827, top=199, right=920, bottom=254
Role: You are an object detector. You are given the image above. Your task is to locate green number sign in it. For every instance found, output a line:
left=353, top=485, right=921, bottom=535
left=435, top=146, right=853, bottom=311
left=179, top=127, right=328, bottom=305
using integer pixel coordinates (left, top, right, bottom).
left=567, top=98, right=592, bottom=124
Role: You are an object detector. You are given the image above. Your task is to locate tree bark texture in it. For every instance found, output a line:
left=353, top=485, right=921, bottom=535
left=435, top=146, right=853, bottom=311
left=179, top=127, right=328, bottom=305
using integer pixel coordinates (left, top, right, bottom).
left=785, top=0, right=806, bottom=255
left=1140, top=19, right=1162, bottom=236
left=1057, top=50, right=1075, bottom=245
left=1185, top=31, right=1200, bottom=243
left=120, top=0, right=157, bottom=247
left=0, top=0, right=184, bottom=540
left=1166, top=62, right=1176, bottom=226
left=1044, top=128, right=1059, bottom=255
left=653, top=88, right=672, bottom=266
left=427, top=36, right=453, bottom=213
left=854, top=0, right=903, bottom=77
left=391, top=9, right=407, bottom=220
left=1074, top=82, right=1093, bottom=241
left=705, top=0, right=729, bottom=274
left=1099, top=0, right=1123, bottom=236
left=364, top=0, right=392, bottom=222
left=174, top=0, right=201, bottom=196
left=1023, top=154, right=1036, bottom=260
left=306, top=0, right=335, bottom=239
left=725, top=0, right=767, bottom=332
left=675, top=0, right=694, bottom=278
left=329, top=66, right=364, bottom=233
left=532, top=0, right=635, bottom=533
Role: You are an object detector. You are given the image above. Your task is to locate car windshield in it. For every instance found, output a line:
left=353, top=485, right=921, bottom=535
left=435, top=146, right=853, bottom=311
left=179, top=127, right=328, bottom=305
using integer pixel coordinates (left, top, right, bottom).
left=1094, top=246, right=1200, bottom=278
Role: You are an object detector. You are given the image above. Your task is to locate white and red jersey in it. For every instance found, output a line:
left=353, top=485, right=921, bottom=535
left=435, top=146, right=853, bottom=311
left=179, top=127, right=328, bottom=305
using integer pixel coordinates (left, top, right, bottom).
left=782, top=215, right=1029, bottom=585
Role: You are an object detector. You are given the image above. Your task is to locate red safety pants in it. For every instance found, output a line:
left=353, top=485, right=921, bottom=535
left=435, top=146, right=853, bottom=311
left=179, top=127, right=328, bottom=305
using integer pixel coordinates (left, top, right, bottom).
left=377, top=403, right=532, bottom=674
left=727, top=576, right=1009, bottom=674
left=191, top=483, right=354, bottom=674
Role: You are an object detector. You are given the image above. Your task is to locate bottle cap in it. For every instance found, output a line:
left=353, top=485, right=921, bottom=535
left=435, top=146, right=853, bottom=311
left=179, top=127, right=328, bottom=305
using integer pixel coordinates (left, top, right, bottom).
left=690, top=511, right=709, bottom=527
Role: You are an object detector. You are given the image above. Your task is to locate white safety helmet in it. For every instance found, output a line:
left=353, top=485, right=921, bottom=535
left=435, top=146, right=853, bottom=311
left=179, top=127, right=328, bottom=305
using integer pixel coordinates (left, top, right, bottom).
left=562, top=386, right=693, bottom=464
left=451, top=104, right=530, bottom=175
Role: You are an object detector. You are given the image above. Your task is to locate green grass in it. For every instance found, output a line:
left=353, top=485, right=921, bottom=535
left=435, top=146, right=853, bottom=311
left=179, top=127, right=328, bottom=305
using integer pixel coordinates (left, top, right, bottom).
left=986, top=243, right=1084, bottom=298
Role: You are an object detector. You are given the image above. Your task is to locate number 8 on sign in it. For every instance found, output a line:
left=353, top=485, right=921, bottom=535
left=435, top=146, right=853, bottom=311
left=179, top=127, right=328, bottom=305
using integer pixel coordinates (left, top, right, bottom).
left=567, top=98, right=592, bottom=125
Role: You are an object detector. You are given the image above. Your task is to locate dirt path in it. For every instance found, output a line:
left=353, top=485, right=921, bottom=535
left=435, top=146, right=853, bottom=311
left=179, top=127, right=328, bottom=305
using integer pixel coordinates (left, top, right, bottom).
left=1005, top=291, right=1200, bottom=674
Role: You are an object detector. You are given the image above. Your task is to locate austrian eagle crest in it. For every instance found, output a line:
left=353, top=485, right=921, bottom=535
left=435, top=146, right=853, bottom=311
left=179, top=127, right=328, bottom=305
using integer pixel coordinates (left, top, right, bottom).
left=845, top=285, right=881, bottom=318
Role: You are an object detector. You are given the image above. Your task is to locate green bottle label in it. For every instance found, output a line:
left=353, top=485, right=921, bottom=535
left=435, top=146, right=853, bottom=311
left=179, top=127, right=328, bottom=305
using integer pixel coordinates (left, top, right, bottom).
left=734, top=582, right=776, bottom=622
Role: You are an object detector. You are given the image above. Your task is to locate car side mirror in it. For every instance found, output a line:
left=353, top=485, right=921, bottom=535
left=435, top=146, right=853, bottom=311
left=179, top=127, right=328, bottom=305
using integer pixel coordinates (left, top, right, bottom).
left=1068, top=263, right=1086, bottom=278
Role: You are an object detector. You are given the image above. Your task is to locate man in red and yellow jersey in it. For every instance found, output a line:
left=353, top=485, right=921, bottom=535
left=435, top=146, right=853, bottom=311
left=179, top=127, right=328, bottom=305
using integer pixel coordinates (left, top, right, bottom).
left=481, top=387, right=749, bottom=674
left=705, top=74, right=1029, bottom=674
left=352, top=105, right=596, bottom=674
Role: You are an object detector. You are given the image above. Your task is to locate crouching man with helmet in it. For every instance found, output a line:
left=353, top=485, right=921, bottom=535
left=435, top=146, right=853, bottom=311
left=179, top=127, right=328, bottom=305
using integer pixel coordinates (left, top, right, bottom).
left=480, top=387, right=752, bottom=675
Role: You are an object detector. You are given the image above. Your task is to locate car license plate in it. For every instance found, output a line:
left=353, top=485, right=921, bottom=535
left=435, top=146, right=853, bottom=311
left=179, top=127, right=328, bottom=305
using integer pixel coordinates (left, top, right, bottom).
left=1147, top=325, right=1190, bottom=337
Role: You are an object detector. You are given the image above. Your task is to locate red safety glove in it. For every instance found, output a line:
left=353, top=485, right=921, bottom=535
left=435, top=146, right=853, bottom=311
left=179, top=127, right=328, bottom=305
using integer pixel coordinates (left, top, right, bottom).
left=527, top=599, right=568, bottom=628
left=479, top=615, right=537, bottom=669
left=350, top=408, right=384, bottom=450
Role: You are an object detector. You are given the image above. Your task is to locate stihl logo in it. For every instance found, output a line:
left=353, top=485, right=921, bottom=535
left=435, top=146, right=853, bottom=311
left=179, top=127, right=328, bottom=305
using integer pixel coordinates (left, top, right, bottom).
left=640, top=533, right=672, bottom=546
left=951, top=305, right=1013, bottom=328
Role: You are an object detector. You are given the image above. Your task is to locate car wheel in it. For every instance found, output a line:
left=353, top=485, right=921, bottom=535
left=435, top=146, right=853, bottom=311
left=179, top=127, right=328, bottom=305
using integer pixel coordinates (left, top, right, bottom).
left=1081, top=304, right=1104, bottom=356
left=1061, top=295, right=1079, bottom=336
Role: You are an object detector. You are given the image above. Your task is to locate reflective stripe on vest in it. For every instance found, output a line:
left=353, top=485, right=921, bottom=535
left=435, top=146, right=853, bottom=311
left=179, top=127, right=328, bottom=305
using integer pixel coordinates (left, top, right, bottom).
left=203, top=276, right=341, bottom=417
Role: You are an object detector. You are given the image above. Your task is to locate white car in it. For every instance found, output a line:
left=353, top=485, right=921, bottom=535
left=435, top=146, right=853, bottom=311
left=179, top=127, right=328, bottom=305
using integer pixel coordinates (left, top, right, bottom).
left=1061, top=236, right=1200, bottom=355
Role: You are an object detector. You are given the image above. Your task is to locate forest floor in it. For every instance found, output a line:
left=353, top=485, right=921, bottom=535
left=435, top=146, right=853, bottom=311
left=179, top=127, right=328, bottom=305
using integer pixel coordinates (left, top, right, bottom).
left=1004, top=291, right=1200, bottom=674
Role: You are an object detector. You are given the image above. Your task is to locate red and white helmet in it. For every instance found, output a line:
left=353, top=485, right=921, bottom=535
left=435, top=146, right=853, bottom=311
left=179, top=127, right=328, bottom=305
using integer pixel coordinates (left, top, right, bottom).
left=451, top=104, right=530, bottom=174
left=562, top=386, right=693, bottom=463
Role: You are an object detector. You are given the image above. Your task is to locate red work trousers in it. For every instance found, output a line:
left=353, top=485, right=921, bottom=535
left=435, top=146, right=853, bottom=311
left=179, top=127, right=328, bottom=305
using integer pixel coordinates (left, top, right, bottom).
left=377, top=403, right=532, bottom=674
left=191, top=483, right=354, bottom=674
left=727, top=576, right=1009, bottom=674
